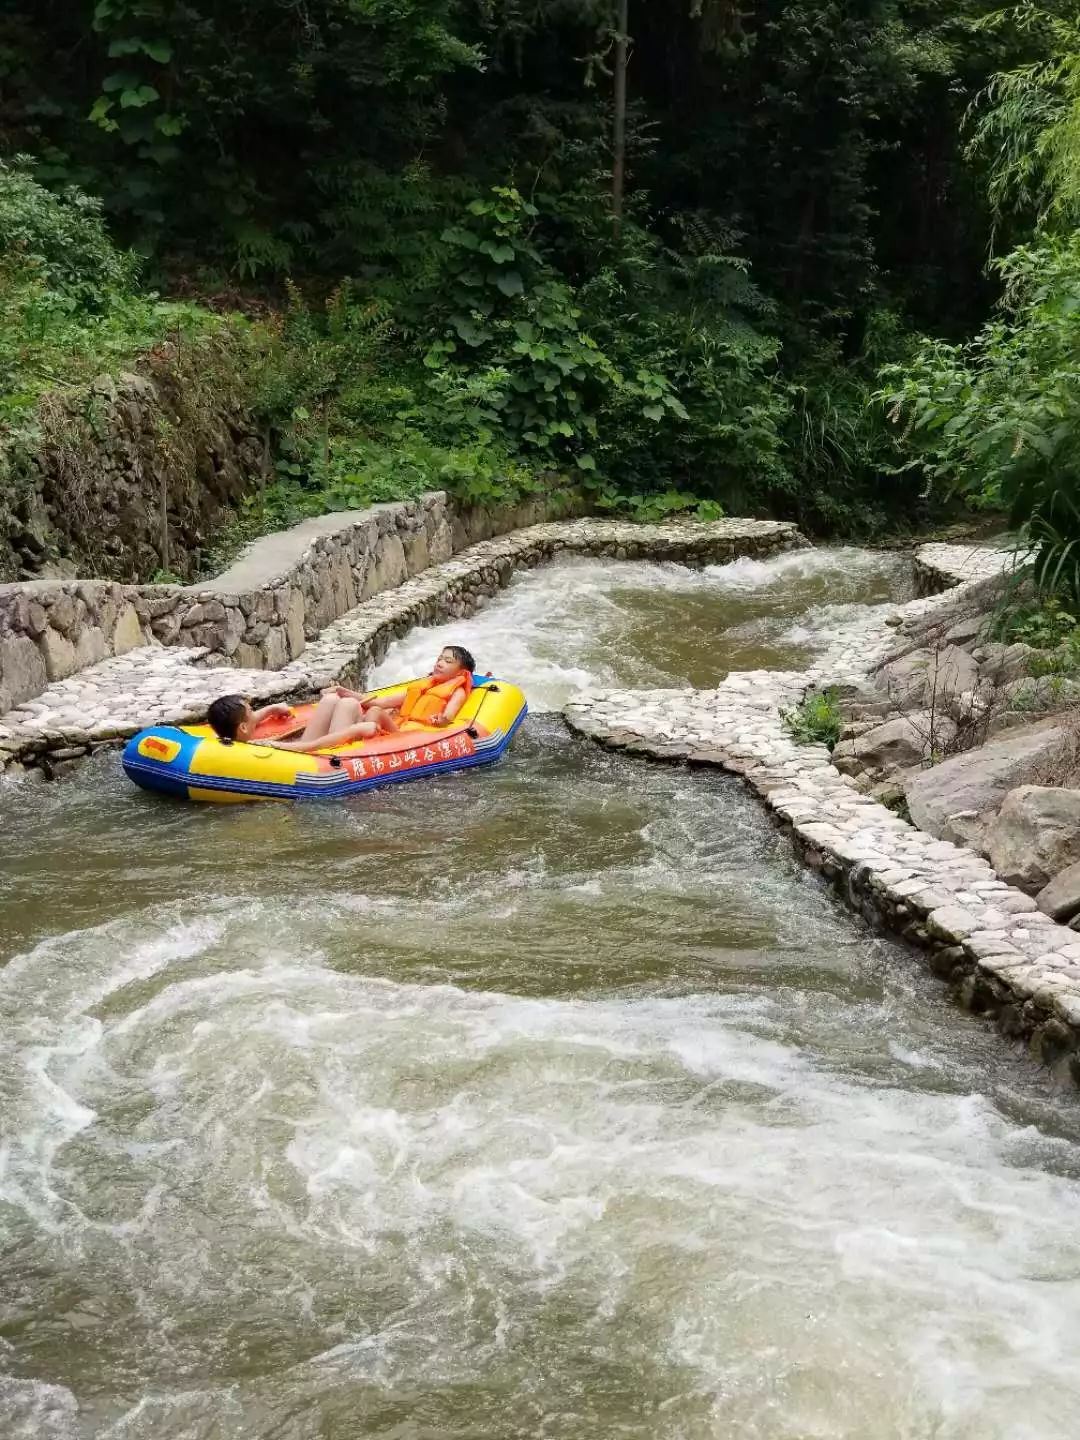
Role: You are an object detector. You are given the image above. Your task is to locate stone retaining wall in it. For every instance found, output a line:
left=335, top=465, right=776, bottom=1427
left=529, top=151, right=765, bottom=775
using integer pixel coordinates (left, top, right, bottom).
left=143, top=493, right=459, bottom=667
left=0, top=580, right=150, bottom=714
left=913, top=541, right=1016, bottom=596
left=0, top=490, right=586, bottom=716
left=0, top=515, right=802, bottom=774
left=1, top=342, right=264, bottom=585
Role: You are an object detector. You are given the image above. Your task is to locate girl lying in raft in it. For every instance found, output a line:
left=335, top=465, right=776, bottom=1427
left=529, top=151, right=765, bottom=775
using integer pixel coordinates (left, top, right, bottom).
left=337, top=645, right=476, bottom=731
left=204, top=645, right=477, bottom=752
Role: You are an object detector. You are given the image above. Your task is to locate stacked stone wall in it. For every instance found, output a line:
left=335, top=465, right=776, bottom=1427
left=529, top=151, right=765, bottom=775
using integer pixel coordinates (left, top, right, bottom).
left=1, top=341, right=264, bottom=584
left=0, top=487, right=584, bottom=716
left=0, top=515, right=801, bottom=771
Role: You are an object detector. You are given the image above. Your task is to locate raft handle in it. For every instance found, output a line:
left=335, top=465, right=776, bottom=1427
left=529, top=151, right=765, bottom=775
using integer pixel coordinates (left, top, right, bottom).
left=329, top=755, right=343, bottom=768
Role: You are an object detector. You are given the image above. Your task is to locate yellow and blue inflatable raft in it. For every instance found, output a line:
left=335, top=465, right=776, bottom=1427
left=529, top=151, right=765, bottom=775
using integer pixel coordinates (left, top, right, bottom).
left=122, top=675, right=527, bottom=803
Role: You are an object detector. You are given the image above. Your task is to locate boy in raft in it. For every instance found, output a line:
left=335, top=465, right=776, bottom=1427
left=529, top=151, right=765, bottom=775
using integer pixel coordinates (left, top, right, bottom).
left=205, top=692, right=396, bottom=752
left=336, top=645, right=476, bottom=730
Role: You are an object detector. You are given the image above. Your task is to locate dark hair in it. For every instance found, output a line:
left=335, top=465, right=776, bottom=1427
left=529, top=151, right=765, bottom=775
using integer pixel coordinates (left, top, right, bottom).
left=443, top=644, right=475, bottom=673
left=207, top=694, right=249, bottom=741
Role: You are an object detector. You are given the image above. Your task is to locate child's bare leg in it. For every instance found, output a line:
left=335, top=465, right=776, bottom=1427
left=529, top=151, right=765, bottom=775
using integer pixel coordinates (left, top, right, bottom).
left=302, top=695, right=361, bottom=742
left=367, top=703, right=399, bottom=733
left=299, top=693, right=340, bottom=742
left=341, top=720, right=379, bottom=741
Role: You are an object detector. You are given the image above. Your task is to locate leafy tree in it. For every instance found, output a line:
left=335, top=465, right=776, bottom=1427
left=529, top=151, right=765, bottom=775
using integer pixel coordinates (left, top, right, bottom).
left=1, top=0, right=1047, bottom=537
left=880, top=4, right=1080, bottom=595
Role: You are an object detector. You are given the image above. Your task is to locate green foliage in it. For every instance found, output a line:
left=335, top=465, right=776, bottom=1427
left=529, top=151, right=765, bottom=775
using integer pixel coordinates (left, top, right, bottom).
left=782, top=689, right=843, bottom=749
left=966, top=2, right=1080, bottom=233
left=992, top=595, right=1080, bottom=678
left=0, top=0, right=1041, bottom=540
left=5, top=0, right=487, bottom=264
left=422, top=186, right=686, bottom=474
left=0, top=158, right=136, bottom=305
left=234, top=270, right=546, bottom=533
left=878, top=234, right=1080, bottom=600
left=589, top=487, right=724, bottom=523
left=1003, top=594, right=1079, bottom=649
left=0, top=162, right=216, bottom=426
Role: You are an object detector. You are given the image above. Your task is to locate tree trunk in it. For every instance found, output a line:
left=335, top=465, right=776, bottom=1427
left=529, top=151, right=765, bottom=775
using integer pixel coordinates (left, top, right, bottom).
left=612, top=0, right=629, bottom=243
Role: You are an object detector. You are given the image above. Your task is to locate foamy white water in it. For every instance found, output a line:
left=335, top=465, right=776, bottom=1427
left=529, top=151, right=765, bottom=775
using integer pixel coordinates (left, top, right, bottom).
left=369, top=547, right=912, bottom=709
left=2, top=551, right=1080, bottom=1439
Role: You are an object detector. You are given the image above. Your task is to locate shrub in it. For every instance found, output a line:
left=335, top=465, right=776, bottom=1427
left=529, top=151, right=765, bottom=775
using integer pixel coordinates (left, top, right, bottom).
left=782, top=688, right=842, bottom=748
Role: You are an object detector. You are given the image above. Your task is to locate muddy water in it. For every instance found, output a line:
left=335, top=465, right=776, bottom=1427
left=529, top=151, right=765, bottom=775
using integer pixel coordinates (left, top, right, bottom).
left=378, top=546, right=915, bottom=704
left=2, top=548, right=1080, bottom=1440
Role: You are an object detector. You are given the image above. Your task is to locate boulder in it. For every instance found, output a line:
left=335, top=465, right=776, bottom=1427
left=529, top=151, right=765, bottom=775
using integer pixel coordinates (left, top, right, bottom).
left=987, top=785, right=1080, bottom=892
left=973, top=642, right=1035, bottom=685
left=875, top=645, right=979, bottom=712
left=833, top=711, right=957, bottom=779
left=72, top=625, right=107, bottom=669
left=233, top=642, right=266, bottom=670
left=904, top=718, right=1066, bottom=850
left=263, top=625, right=289, bottom=669
left=876, top=647, right=933, bottom=704
left=927, top=645, right=980, bottom=704
left=403, top=528, right=430, bottom=576
left=285, top=588, right=306, bottom=658
left=1036, top=860, right=1080, bottom=923
left=943, top=613, right=990, bottom=647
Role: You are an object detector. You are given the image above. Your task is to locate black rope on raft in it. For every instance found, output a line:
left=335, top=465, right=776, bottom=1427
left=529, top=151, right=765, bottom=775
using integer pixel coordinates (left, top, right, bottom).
left=467, top=680, right=498, bottom=738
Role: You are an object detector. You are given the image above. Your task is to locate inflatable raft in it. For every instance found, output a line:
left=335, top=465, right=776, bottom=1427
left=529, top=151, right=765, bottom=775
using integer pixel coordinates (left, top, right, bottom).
left=122, top=675, right=527, bottom=803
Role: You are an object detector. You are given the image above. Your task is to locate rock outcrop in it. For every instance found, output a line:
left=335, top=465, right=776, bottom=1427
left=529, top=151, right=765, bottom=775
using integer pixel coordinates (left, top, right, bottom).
left=903, top=719, right=1066, bottom=850
left=987, top=786, right=1080, bottom=892
left=1037, top=861, right=1080, bottom=923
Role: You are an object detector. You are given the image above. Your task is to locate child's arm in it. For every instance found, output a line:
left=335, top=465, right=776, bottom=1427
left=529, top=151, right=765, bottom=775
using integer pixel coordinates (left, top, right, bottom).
left=432, top=686, right=469, bottom=725
left=366, top=690, right=407, bottom=713
left=251, top=702, right=294, bottom=725
left=266, top=720, right=376, bottom=753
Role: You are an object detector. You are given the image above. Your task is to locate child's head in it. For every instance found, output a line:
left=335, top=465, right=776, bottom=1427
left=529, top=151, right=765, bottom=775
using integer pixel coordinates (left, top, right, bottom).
left=433, top=644, right=475, bottom=679
left=207, top=694, right=257, bottom=742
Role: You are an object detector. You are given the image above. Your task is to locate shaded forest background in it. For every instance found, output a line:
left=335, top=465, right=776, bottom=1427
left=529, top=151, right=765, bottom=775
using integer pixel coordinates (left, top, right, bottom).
left=1, top=0, right=1075, bottom=553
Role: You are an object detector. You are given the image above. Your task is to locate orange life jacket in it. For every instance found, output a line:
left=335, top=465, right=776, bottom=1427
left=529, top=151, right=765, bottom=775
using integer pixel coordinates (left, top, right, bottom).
left=399, top=671, right=472, bottom=724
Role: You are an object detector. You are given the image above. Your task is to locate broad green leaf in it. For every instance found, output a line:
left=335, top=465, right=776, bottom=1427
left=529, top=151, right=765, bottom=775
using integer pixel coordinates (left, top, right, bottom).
left=103, top=70, right=139, bottom=93
left=483, top=242, right=515, bottom=264
left=495, top=270, right=524, bottom=298
left=88, top=96, right=116, bottom=130
left=120, top=84, right=160, bottom=109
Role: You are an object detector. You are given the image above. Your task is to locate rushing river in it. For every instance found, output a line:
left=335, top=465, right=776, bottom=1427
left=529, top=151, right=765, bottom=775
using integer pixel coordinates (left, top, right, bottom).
left=3, top=548, right=1080, bottom=1440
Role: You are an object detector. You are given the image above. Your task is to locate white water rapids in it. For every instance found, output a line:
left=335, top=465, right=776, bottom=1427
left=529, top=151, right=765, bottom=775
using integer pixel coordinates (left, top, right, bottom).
left=2, top=548, right=1080, bottom=1439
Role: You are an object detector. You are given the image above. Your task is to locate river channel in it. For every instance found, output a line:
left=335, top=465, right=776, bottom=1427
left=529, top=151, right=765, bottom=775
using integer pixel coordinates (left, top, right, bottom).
left=2, top=548, right=1080, bottom=1438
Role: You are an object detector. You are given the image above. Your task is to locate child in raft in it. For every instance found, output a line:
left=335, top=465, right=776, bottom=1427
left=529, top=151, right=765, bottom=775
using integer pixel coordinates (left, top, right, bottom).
left=205, top=692, right=397, bottom=752
left=336, top=644, right=476, bottom=730
left=204, top=644, right=476, bottom=750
